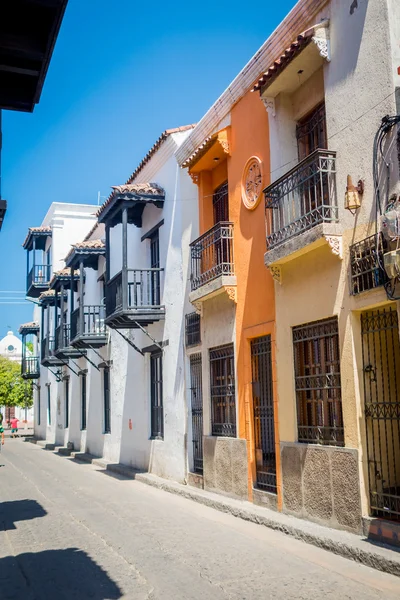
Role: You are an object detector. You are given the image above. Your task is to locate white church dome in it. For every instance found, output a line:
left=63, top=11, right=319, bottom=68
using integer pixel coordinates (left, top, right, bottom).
left=0, top=331, right=25, bottom=363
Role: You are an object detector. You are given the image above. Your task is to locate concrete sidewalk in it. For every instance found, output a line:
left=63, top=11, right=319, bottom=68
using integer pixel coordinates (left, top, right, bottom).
left=30, top=439, right=400, bottom=578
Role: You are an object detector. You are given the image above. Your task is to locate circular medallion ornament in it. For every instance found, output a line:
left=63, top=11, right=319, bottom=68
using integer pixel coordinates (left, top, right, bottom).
left=242, top=156, right=263, bottom=210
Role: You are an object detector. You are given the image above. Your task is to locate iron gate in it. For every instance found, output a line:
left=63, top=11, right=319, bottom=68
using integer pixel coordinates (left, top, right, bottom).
left=189, top=353, right=203, bottom=474
left=361, top=307, right=400, bottom=521
left=251, top=335, right=277, bottom=494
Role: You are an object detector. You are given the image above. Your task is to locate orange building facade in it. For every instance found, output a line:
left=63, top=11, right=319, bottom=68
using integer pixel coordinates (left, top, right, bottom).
left=180, top=90, right=280, bottom=508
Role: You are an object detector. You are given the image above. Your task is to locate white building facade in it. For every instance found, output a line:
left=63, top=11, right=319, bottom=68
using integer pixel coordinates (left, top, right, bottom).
left=22, top=203, right=98, bottom=443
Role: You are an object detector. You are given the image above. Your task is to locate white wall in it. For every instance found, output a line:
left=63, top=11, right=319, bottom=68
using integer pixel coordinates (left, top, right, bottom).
left=104, top=131, right=199, bottom=482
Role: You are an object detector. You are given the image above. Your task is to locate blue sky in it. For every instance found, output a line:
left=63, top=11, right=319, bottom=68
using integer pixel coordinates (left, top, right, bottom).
left=0, top=0, right=295, bottom=336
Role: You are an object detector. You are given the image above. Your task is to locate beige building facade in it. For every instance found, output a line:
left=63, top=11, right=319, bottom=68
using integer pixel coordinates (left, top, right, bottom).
left=254, top=0, right=400, bottom=537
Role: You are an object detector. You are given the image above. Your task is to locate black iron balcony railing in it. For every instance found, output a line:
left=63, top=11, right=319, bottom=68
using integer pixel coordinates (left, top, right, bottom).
left=106, top=268, right=164, bottom=317
left=27, top=264, right=52, bottom=289
left=22, top=356, right=40, bottom=378
left=350, top=233, right=388, bottom=295
left=70, top=304, right=106, bottom=341
left=264, top=149, right=337, bottom=250
left=55, top=323, right=71, bottom=352
left=190, top=222, right=234, bottom=291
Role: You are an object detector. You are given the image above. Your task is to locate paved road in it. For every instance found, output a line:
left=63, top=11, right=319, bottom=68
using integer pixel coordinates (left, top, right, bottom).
left=0, top=442, right=399, bottom=599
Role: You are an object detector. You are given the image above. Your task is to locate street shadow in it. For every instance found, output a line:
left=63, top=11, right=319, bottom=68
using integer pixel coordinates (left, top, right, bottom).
left=0, top=548, right=122, bottom=599
left=0, top=499, right=47, bottom=531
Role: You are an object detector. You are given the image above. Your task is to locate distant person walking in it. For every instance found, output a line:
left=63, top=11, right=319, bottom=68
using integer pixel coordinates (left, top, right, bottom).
left=0, top=413, right=4, bottom=445
left=10, top=417, right=19, bottom=438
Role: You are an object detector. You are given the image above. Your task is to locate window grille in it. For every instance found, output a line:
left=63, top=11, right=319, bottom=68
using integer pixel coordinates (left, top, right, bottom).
left=296, top=103, right=327, bottom=160
left=293, top=317, right=343, bottom=446
left=103, top=368, right=111, bottom=434
left=209, top=344, right=236, bottom=437
left=185, top=312, right=201, bottom=347
left=189, top=353, right=203, bottom=474
left=64, top=379, right=69, bottom=428
left=37, top=387, right=41, bottom=426
left=213, top=181, right=229, bottom=224
left=47, top=385, right=51, bottom=426
left=81, top=374, right=87, bottom=430
left=150, top=352, right=163, bottom=439
left=350, top=233, right=387, bottom=295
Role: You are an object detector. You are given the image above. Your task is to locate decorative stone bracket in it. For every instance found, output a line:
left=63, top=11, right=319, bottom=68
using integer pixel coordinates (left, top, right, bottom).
left=268, top=265, right=282, bottom=284
left=261, top=97, right=275, bottom=118
left=312, top=20, right=331, bottom=62
left=324, top=235, right=343, bottom=259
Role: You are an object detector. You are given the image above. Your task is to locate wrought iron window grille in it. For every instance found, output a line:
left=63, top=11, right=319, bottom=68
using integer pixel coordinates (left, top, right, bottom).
left=213, top=181, right=229, bottom=224
left=264, top=149, right=337, bottom=250
left=189, top=353, right=203, bottom=474
left=296, top=103, right=327, bottom=161
left=185, top=312, right=201, bottom=347
left=293, top=317, right=344, bottom=446
left=349, top=233, right=388, bottom=295
left=209, top=344, right=236, bottom=438
left=190, top=222, right=234, bottom=291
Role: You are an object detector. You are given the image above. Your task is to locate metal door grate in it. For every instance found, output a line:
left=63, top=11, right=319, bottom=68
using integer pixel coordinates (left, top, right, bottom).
left=251, top=335, right=276, bottom=493
left=209, top=344, right=236, bottom=437
left=362, top=307, right=400, bottom=521
left=190, top=353, right=203, bottom=474
left=150, top=352, right=163, bottom=439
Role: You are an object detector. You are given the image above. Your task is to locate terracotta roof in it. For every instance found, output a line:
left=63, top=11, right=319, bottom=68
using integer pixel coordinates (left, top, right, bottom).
left=252, top=27, right=316, bottom=92
left=110, top=183, right=164, bottom=197
left=97, top=125, right=195, bottom=218
left=38, top=289, right=56, bottom=302
left=125, top=125, right=196, bottom=184
left=22, top=225, right=52, bottom=248
left=181, top=134, right=217, bottom=169
left=74, top=239, right=105, bottom=250
left=49, top=267, right=80, bottom=287
left=97, top=183, right=165, bottom=219
left=18, top=321, right=39, bottom=334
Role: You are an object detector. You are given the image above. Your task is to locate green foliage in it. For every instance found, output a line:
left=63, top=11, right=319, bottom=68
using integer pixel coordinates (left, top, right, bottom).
left=0, top=357, right=33, bottom=408
left=26, top=341, right=34, bottom=354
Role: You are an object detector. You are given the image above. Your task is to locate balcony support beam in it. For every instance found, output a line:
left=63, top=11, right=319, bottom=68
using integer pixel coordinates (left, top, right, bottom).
left=53, top=289, right=58, bottom=344
left=79, top=261, right=84, bottom=337
left=70, top=267, right=74, bottom=315
left=122, top=207, right=128, bottom=311
left=132, top=320, right=163, bottom=351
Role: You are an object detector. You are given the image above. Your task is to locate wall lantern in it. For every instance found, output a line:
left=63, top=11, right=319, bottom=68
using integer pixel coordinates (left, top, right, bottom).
left=344, top=175, right=363, bottom=213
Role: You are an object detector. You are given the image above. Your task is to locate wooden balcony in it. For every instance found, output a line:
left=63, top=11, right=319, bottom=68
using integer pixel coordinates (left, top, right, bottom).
left=41, top=336, right=65, bottom=367
left=54, top=324, right=83, bottom=359
left=189, top=222, right=236, bottom=304
left=70, top=304, right=107, bottom=348
left=26, top=264, right=52, bottom=298
left=105, top=268, right=165, bottom=329
left=21, top=357, right=40, bottom=380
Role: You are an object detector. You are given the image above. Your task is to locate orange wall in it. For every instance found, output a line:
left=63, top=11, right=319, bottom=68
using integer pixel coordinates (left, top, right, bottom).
left=198, top=160, right=228, bottom=233
left=228, top=90, right=280, bottom=505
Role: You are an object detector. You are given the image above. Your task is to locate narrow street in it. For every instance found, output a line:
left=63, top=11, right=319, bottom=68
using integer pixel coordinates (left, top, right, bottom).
left=0, top=442, right=398, bottom=600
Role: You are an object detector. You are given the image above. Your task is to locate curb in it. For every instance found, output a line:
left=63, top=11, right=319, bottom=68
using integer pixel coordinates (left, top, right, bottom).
left=41, top=446, right=400, bottom=578
left=131, top=473, right=400, bottom=578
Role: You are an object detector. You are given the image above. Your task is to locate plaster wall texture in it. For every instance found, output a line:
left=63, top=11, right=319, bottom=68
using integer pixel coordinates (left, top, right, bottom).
left=266, top=0, right=400, bottom=525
